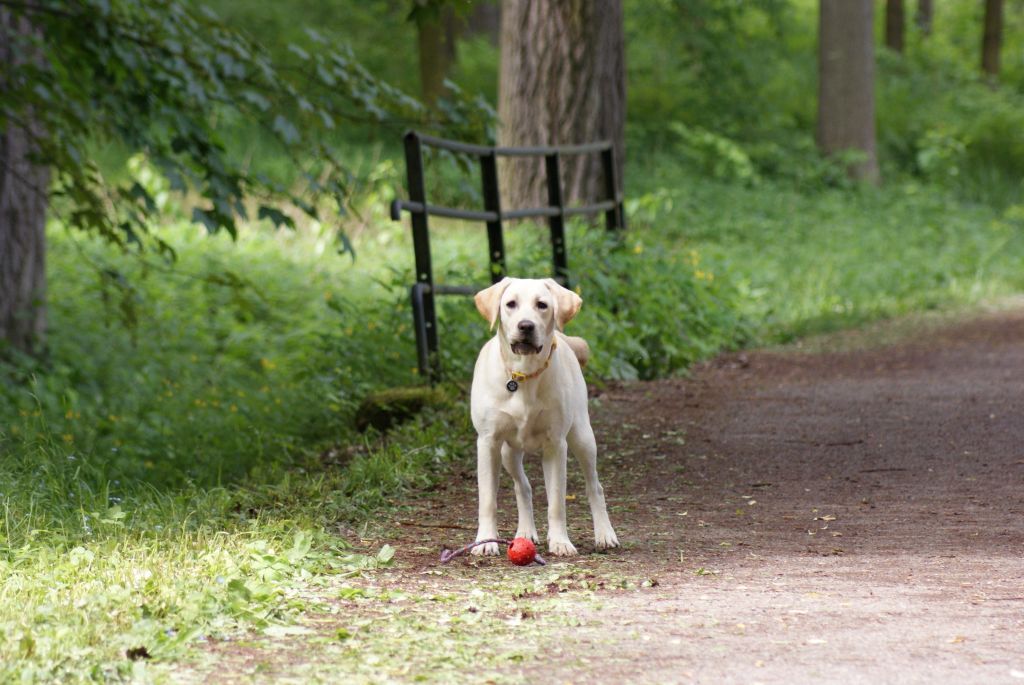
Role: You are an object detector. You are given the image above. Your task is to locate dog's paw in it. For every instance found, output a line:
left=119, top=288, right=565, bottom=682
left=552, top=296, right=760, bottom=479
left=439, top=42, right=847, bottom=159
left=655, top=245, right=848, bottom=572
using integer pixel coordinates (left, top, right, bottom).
left=594, top=527, right=620, bottom=550
left=470, top=540, right=500, bottom=556
left=514, top=528, right=539, bottom=543
left=548, top=538, right=578, bottom=556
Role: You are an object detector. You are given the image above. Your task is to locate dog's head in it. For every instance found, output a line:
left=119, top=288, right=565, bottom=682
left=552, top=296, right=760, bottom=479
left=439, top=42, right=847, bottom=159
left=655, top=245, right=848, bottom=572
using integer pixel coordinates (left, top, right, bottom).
left=474, top=278, right=582, bottom=355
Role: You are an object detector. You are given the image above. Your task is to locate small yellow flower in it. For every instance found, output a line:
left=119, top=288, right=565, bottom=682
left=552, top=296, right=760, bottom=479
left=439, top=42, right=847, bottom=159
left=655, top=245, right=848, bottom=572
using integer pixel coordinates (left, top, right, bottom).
left=260, top=358, right=276, bottom=370
left=62, top=434, right=74, bottom=444
left=65, top=410, right=74, bottom=420
left=633, top=243, right=644, bottom=254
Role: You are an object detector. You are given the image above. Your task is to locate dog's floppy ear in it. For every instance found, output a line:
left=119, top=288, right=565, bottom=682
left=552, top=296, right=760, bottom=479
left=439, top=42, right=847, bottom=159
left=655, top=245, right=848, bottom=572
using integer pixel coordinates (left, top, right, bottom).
left=474, top=278, right=512, bottom=330
left=543, top=278, right=582, bottom=329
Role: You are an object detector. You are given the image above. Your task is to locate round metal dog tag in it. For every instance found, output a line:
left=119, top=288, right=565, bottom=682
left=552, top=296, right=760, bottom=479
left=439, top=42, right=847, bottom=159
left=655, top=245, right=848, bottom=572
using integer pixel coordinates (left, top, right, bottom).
left=506, top=379, right=519, bottom=393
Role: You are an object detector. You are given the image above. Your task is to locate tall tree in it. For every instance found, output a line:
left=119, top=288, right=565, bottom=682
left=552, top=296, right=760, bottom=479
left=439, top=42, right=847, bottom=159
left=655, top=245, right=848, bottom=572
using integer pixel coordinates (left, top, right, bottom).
left=498, top=0, right=625, bottom=210
left=885, top=0, right=905, bottom=53
left=816, top=0, right=879, bottom=184
left=413, top=2, right=461, bottom=107
left=982, top=0, right=1003, bottom=79
left=466, top=1, right=499, bottom=45
left=0, top=10, right=48, bottom=356
left=916, top=0, right=933, bottom=36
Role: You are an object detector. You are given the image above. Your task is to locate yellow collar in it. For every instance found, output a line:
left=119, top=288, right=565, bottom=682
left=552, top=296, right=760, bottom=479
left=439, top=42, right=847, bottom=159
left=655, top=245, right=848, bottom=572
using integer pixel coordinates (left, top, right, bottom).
left=506, top=339, right=557, bottom=392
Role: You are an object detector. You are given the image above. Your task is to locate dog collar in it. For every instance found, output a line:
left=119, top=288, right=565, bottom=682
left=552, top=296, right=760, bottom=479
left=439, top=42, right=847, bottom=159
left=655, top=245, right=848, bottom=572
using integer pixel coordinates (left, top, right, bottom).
left=506, top=339, right=557, bottom=392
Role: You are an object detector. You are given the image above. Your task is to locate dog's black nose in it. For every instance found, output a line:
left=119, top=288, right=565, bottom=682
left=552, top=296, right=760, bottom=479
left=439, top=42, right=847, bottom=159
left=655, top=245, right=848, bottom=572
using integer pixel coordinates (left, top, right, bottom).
left=517, top=320, right=535, bottom=333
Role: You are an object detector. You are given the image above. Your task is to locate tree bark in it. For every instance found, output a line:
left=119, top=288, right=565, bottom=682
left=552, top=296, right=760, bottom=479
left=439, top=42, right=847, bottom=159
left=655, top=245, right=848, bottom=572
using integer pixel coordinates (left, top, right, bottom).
left=885, top=0, right=905, bottom=53
left=0, top=10, right=49, bottom=356
left=982, top=0, right=1003, bottom=79
left=497, top=0, right=625, bottom=211
left=915, top=0, right=933, bottom=36
left=816, top=0, right=879, bottom=184
left=417, top=6, right=459, bottom=107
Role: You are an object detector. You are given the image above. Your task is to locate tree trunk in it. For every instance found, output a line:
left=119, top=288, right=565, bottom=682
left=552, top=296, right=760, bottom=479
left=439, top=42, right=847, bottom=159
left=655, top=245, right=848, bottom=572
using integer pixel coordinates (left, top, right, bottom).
left=916, top=0, right=933, bottom=36
left=816, top=0, right=880, bottom=184
left=885, top=0, right=905, bottom=53
left=982, top=0, right=1003, bottom=79
left=417, top=6, right=459, bottom=107
left=466, top=1, right=500, bottom=45
left=498, top=0, right=625, bottom=211
left=0, top=10, right=49, bottom=356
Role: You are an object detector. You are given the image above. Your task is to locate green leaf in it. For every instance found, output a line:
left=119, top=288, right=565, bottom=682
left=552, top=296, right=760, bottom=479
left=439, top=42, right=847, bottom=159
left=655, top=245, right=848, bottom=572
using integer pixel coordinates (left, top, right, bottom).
left=191, top=207, right=219, bottom=234
left=272, top=115, right=299, bottom=145
left=257, top=206, right=295, bottom=230
left=336, top=230, right=355, bottom=261
left=240, top=90, right=270, bottom=111
left=376, top=544, right=395, bottom=564
left=287, top=44, right=310, bottom=61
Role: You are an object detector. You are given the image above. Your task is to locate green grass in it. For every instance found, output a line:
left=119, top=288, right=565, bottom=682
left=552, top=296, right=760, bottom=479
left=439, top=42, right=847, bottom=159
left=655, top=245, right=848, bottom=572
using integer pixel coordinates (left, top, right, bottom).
left=629, top=152, right=1024, bottom=342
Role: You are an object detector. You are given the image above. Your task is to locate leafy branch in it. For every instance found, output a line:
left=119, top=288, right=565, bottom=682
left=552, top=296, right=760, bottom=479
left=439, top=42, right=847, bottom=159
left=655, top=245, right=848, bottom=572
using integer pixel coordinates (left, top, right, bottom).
left=0, top=0, right=493, bottom=256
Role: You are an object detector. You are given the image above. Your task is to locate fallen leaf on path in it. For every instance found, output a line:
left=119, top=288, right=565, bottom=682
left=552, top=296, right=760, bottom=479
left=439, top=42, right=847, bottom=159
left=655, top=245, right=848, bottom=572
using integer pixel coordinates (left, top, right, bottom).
left=949, top=636, right=967, bottom=643
left=814, top=514, right=837, bottom=522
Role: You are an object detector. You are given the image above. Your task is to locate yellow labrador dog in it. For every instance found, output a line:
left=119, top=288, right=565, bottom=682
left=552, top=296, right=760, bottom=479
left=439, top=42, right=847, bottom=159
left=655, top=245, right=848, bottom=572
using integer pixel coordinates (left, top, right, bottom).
left=470, top=277, right=619, bottom=556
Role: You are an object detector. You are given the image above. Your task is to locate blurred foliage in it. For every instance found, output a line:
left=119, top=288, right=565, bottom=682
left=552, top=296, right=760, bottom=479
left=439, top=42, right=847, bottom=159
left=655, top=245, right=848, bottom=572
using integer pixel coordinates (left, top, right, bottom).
left=625, top=0, right=1024, bottom=204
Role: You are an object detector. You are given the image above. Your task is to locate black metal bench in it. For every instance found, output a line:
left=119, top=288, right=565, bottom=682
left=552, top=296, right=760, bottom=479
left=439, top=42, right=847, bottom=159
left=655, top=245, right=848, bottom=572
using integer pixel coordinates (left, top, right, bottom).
left=390, top=130, right=624, bottom=383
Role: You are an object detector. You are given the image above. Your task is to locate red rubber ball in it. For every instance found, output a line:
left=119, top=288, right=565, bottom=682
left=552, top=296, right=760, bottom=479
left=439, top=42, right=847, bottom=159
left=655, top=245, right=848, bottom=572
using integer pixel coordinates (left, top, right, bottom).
left=507, top=537, right=537, bottom=566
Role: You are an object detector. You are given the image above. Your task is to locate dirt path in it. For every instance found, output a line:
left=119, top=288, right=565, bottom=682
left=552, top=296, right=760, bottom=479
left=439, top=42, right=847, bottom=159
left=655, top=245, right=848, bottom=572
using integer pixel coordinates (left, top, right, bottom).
left=189, top=309, right=1024, bottom=684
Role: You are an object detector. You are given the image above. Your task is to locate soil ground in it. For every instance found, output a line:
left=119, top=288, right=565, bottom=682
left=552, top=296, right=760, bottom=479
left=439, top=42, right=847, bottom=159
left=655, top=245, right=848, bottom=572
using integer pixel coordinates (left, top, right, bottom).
left=187, top=307, right=1024, bottom=684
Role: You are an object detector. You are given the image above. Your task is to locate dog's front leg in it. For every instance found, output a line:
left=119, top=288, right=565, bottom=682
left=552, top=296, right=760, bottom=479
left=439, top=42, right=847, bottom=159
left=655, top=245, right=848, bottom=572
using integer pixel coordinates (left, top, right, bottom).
left=502, top=443, right=538, bottom=542
left=472, top=435, right=502, bottom=555
left=542, top=439, right=577, bottom=556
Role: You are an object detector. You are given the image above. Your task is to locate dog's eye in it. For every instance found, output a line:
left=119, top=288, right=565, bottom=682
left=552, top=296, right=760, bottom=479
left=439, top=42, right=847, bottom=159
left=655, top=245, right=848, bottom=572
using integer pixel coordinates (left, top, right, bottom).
left=505, top=300, right=517, bottom=309
left=536, top=301, right=549, bottom=310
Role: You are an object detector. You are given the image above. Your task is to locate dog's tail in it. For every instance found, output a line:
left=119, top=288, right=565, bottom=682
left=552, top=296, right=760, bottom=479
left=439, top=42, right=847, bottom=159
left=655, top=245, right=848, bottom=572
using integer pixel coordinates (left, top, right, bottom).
left=557, top=332, right=590, bottom=369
